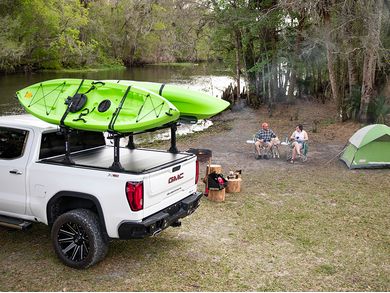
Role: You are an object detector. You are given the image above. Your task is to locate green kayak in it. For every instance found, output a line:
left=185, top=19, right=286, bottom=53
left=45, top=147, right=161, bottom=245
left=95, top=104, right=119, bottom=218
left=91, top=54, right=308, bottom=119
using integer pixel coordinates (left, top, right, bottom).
left=16, top=79, right=179, bottom=133
left=105, top=80, right=230, bottom=120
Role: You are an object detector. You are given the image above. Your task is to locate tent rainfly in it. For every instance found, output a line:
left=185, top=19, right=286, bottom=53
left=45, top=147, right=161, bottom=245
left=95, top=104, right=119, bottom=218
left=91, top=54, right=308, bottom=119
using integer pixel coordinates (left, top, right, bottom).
left=340, top=124, right=390, bottom=169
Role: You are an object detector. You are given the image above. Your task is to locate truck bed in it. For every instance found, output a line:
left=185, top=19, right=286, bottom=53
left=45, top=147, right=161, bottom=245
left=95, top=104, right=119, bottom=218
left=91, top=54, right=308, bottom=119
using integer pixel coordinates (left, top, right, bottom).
left=40, top=146, right=193, bottom=174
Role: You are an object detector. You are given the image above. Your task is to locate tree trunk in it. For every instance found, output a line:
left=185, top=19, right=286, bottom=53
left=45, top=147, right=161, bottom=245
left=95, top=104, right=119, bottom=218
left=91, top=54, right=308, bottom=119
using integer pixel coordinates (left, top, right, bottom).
left=283, top=67, right=290, bottom=97
left=347, top=53, right=358, bottom=95
left=326, top=43, right=340, bottom=103
left=287, top=11, right=305, bottom=104
left=342, top=0, right=360, bottom=120
left=234, top=30, right=241, bottom=104
left=358, top=0, right=383, bottom=123
left=267, top=61, right=272, bottom=104
left=271, top=55, right=278, bottom=104
left=287, top=70, right=296, bottom=104
left=262, top=66, right=266, bottom=102
left=278, top=63, right=284, bottom=89
left=323, top=11, right=341, bottom=109
left=344, top=1, right=359, bottom=100
left=338, top=56, right=348, bottom=121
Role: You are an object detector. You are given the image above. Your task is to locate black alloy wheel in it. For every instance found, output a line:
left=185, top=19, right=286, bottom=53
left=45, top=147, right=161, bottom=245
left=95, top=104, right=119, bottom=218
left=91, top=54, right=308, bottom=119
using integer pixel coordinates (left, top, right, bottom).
left=51, top=209, right=108, bottom=269
left=57, top=221, right=90, bottom=262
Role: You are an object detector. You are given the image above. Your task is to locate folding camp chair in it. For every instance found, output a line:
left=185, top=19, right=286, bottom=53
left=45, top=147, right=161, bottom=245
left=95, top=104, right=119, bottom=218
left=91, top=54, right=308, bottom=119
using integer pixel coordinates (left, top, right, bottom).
left=248, top=135, right=280, bottom=159
left=286, top=141, right=308, bottom=162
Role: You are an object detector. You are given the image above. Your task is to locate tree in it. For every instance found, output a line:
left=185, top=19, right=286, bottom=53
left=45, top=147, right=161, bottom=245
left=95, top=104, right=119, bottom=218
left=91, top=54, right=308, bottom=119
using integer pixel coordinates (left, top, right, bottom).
left=358, top=0, right=385, bottom=122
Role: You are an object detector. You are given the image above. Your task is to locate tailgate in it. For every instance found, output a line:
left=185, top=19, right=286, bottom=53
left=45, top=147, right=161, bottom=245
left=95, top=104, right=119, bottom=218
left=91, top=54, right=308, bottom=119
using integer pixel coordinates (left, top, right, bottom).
left=144, top=157, right=197, bottom=209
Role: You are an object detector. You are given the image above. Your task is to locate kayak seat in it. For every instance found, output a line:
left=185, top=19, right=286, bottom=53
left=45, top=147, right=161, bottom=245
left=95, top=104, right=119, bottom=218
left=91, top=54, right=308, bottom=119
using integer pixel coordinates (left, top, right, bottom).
left=69, top=94, right=87, bottom=113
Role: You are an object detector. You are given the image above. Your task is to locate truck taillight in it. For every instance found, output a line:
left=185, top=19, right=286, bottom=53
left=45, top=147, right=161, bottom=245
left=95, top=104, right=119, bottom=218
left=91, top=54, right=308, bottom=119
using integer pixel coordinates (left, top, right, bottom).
left=126, top=182, right=143, bottom=211
left=195, top=160, right=199, bottom=184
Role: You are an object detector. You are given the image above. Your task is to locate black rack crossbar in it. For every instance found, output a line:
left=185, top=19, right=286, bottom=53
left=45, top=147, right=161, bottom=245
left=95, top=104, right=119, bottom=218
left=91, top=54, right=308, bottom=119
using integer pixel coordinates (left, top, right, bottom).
left=124, top=122, right=179, bottom=154
left=106, top=119, right=181, bottom=171
left=108, top=85, right=131, bottom=131
left=121, top=121, right=177, bottom=136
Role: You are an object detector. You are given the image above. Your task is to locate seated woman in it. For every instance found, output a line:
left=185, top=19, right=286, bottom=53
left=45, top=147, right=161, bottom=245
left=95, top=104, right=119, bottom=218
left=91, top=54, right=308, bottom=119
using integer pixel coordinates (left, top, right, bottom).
left=289, top=124, right=308, bottom=163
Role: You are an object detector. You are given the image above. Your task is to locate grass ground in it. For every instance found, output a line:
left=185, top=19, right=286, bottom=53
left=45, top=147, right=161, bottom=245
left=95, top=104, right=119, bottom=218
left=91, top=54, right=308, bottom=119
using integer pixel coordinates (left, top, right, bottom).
left=0, top=101, right=389, bottom=291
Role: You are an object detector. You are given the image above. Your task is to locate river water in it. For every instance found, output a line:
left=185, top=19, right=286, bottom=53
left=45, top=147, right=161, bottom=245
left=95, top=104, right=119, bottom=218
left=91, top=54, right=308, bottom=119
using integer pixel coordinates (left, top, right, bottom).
left=0, top=63, right=235, bottom=115
left=0, top=63, right=237, bottom=142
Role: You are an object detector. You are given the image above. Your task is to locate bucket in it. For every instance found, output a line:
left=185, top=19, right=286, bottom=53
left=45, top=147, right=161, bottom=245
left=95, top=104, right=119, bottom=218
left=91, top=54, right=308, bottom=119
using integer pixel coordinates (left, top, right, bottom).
left=187, top=148, right=212, bottom=162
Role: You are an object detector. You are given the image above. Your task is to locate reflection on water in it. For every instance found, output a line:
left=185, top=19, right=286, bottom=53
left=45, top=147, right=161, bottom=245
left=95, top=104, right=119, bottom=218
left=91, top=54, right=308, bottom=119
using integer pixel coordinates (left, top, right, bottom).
left=0, top=63, right=240, bottom=143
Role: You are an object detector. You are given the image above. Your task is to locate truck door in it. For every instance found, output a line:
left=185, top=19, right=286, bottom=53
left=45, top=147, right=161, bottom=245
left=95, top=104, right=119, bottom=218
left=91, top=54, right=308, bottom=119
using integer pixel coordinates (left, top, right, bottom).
left=0, top=127, right=30, bottom=215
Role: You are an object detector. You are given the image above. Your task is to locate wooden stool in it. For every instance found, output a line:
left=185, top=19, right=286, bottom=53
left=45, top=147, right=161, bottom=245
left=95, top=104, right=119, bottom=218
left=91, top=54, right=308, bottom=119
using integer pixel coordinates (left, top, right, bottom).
left=208, top=188, right=225, bottom=202
left=203, top=163, right=222, bottom=187
left=204, top=164, right=224, bottom=201
left=226, top=178, right=242, bottom=193
left=206, top=164, right=222, bottom=175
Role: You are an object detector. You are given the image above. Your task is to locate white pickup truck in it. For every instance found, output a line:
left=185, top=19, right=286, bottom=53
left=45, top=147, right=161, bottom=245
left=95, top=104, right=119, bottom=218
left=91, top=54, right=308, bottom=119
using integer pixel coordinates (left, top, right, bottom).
left=0, top=114, right=202, bottom=269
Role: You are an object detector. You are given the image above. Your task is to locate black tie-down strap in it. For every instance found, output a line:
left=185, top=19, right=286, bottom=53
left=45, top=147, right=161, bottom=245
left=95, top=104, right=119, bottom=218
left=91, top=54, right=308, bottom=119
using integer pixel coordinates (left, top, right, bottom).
left=72, top=107, right=96, bottom=123
left=108, top=86, right=131, bottom=132
left=60, top=79, right=85, bottom=127
left=159, top=83, right=166, bottom=96
left=84, top=81, right=105, bottom=94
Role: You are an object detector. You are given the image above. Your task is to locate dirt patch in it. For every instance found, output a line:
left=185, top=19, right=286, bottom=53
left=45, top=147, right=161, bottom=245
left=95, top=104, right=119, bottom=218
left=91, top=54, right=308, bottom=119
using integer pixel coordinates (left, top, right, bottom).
left=177, top=100, right=361, bottom=173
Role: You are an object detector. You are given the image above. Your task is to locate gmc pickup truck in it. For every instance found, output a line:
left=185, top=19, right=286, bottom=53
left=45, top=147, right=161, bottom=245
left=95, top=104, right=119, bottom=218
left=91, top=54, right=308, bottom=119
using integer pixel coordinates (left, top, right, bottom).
left=0, top=114, right=202, bottom=269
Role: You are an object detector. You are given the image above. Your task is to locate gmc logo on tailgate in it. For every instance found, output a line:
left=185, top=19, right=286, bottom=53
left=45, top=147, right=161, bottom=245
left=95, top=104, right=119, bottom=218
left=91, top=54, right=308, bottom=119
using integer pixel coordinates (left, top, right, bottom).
left=168, top=173, right=184, bottom=184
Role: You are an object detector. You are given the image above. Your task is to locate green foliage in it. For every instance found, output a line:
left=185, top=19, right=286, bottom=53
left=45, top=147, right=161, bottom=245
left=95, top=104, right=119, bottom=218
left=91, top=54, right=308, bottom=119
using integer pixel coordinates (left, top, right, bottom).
left=346, top=85, right=361, bottom=120
left=209, top=0, right=389, bottom=122
left=0, top=15, right=25, bottom=71
left=373, top=95, right=390, bottom=124
left=248, top=56, right=275, bottom=74
left=0, top=0, right=214, bottom=72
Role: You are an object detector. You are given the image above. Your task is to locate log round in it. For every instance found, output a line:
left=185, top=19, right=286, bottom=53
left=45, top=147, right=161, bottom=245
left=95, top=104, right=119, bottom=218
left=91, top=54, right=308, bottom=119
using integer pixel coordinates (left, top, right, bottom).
left=208, top=188, right=225, bottom=202
left=206, top=164, right=222, bottom=175
left=226, top=178, right=242, bottom=193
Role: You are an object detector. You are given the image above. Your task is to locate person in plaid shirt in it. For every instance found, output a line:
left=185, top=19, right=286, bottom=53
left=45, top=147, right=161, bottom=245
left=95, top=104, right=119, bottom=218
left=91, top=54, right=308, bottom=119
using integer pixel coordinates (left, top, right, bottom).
left=255, top=122, right=277, bottom=159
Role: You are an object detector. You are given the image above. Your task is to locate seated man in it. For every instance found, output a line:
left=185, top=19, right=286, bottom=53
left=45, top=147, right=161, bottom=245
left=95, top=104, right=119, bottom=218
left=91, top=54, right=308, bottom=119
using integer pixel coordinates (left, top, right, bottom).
left=255, top=122, right=277, bottom=159
left=289, top=123, right=309, bottom=163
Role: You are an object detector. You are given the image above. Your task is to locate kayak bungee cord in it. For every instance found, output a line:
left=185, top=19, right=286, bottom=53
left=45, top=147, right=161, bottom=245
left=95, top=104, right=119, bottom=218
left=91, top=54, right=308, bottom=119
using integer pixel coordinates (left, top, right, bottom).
left=135, top=94, right=166, bottom=123
left=28, top=81, right=67, bottom=115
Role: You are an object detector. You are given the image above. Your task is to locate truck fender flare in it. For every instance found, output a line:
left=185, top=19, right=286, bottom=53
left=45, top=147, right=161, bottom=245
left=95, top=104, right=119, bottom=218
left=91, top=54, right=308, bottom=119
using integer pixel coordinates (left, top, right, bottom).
left=46, top=191, right=108, bottom=239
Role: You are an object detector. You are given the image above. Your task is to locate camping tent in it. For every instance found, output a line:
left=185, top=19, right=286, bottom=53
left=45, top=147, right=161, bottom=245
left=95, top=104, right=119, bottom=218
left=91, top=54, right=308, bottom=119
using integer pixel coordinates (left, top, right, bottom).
left=340, top=124, right=390, bottom=169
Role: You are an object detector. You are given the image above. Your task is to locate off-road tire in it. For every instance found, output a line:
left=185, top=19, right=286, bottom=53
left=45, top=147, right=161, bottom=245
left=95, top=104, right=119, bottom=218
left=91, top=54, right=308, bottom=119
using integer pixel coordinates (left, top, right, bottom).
left=51, top=209, right=108, bottom=269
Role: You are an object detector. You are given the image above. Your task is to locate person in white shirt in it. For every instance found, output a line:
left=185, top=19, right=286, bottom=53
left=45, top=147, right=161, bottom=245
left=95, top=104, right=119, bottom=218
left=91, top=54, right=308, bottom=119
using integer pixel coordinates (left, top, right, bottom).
left=289, top=124, right=308, bottom=163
